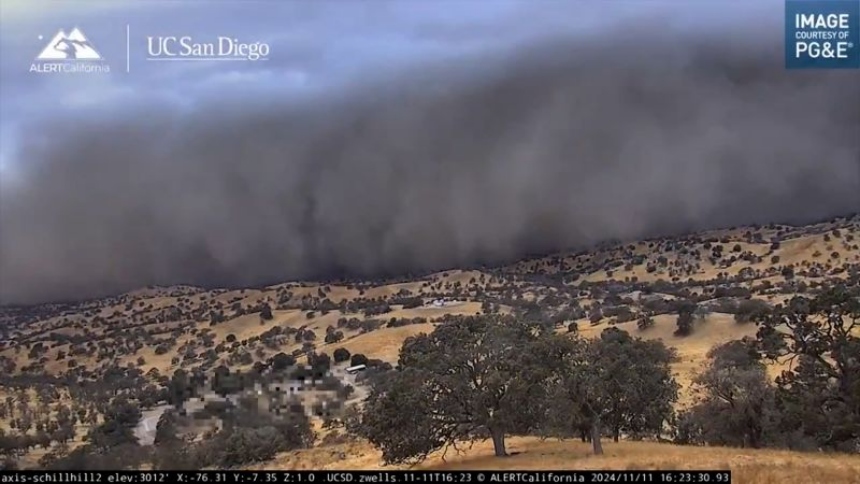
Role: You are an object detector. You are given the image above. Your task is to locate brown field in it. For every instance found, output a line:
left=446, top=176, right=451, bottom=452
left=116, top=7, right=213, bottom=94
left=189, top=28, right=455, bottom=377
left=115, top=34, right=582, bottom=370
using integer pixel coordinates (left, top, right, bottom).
left=1, top=215, right=858, bottom=471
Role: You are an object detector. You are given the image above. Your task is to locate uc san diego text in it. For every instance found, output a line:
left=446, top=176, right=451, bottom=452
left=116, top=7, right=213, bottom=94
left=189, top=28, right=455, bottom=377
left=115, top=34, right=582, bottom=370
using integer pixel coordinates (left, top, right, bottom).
left=147, top=36, right=270, bottom=61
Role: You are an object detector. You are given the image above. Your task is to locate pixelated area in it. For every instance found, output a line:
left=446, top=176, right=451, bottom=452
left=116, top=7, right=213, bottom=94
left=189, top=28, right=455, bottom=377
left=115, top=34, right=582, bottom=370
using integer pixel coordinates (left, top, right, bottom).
left=134, top=363, right=368, bottom=445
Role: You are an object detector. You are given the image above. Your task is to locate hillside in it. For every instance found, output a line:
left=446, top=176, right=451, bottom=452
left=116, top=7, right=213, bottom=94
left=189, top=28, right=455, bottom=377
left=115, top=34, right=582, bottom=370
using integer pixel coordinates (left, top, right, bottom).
left=1, top=214, right=859, bottom=474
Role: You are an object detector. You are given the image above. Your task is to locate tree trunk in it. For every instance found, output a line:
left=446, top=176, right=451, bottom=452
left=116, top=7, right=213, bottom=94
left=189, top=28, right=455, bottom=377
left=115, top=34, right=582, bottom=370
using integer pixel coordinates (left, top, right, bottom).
left=490, top=428, right=508, bottom=457
left=613, top=427, right=620, bottom=443
left=747, top=406, right=762, bottom=449
left=749, top=429, right=761, bottom=449
left=591, top=418, right=604, bottom=455
left=579, top=424, right=591, bottom=442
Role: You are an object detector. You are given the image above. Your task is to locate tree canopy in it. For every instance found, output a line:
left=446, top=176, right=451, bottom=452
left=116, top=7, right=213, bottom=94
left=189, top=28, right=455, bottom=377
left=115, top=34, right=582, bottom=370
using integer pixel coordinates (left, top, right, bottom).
left=351, top=315, right=569, bottom=464
left=754, top=285, right=860, bottom=451
left=351, top=316, right=679, bottom=463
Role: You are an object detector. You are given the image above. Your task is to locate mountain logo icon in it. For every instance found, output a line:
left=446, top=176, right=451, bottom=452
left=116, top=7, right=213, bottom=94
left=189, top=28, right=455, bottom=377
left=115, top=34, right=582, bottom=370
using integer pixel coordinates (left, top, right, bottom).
left=36, top=28, right=103, bottom=61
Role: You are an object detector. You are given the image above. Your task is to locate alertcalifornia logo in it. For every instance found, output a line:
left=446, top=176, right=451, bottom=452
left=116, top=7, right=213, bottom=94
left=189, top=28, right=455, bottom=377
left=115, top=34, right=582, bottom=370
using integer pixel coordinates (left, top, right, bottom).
left=30, top=27, right=111, bottom=74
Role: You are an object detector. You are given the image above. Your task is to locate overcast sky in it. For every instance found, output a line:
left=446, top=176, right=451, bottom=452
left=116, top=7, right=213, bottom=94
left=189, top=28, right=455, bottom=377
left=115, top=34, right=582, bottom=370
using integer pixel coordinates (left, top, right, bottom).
left=0, top=0, right=776, bottom=175
left=8, top=1, right=850, bottom=306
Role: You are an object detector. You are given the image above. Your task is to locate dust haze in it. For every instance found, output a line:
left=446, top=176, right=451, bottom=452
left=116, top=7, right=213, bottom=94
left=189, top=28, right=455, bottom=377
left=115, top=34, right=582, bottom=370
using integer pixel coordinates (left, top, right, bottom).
left=1, top=22, right=859, bottom=305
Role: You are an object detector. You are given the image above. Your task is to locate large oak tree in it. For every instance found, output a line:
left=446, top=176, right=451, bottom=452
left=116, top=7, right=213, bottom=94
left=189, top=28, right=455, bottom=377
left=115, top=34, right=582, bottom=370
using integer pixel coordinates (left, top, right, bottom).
left=353, top=315, right=569, bottom=464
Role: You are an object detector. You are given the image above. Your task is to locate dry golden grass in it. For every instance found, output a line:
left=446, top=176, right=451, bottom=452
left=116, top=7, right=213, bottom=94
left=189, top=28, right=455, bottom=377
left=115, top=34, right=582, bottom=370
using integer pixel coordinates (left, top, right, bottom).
left=545, top=227, right=860, bottom=285
left=389, top=301, right=483, bottom=320
left=575, top=313, right=769, bottom=405
left=3, top=222, right=858, bottom=377
left=2, top=219, right=858, bottom=471
left=327, top=323, right=438, bottom=362
left=258, top=437, right=860, bottom=483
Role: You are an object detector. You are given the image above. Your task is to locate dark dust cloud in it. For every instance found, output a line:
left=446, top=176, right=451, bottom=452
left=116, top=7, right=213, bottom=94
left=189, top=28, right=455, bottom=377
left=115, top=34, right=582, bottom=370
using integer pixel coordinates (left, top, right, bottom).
left=1, top=26, right=859, bottom=305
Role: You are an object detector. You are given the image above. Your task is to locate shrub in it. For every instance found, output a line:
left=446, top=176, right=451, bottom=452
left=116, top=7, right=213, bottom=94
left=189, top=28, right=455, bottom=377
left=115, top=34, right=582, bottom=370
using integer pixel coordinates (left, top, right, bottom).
left=733, top=299, right=771, bottom=324
left=260, top=304, right=274, bottom=321
left=333, top=348, right=351, bottom=363
left=324, top=331, right=344, bottom=344
left=637, top=314, right=655, bottom=331
left=674, top=311, right=694, bottom=337
left=271, top=352, right=296, bottom=371
left=196, top=424, right=310, bottom=468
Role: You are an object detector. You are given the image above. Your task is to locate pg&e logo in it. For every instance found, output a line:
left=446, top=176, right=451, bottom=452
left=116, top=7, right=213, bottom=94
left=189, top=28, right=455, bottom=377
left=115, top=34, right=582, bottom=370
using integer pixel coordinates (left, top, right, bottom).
left=785, top=0, right=860, bottom=69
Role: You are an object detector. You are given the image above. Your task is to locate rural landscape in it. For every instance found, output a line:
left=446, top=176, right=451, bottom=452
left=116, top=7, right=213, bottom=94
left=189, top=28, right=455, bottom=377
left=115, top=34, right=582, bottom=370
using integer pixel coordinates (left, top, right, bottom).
left=2, top=1, right=860, bottom=483
left=1, top=215, right=859, bottom=482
